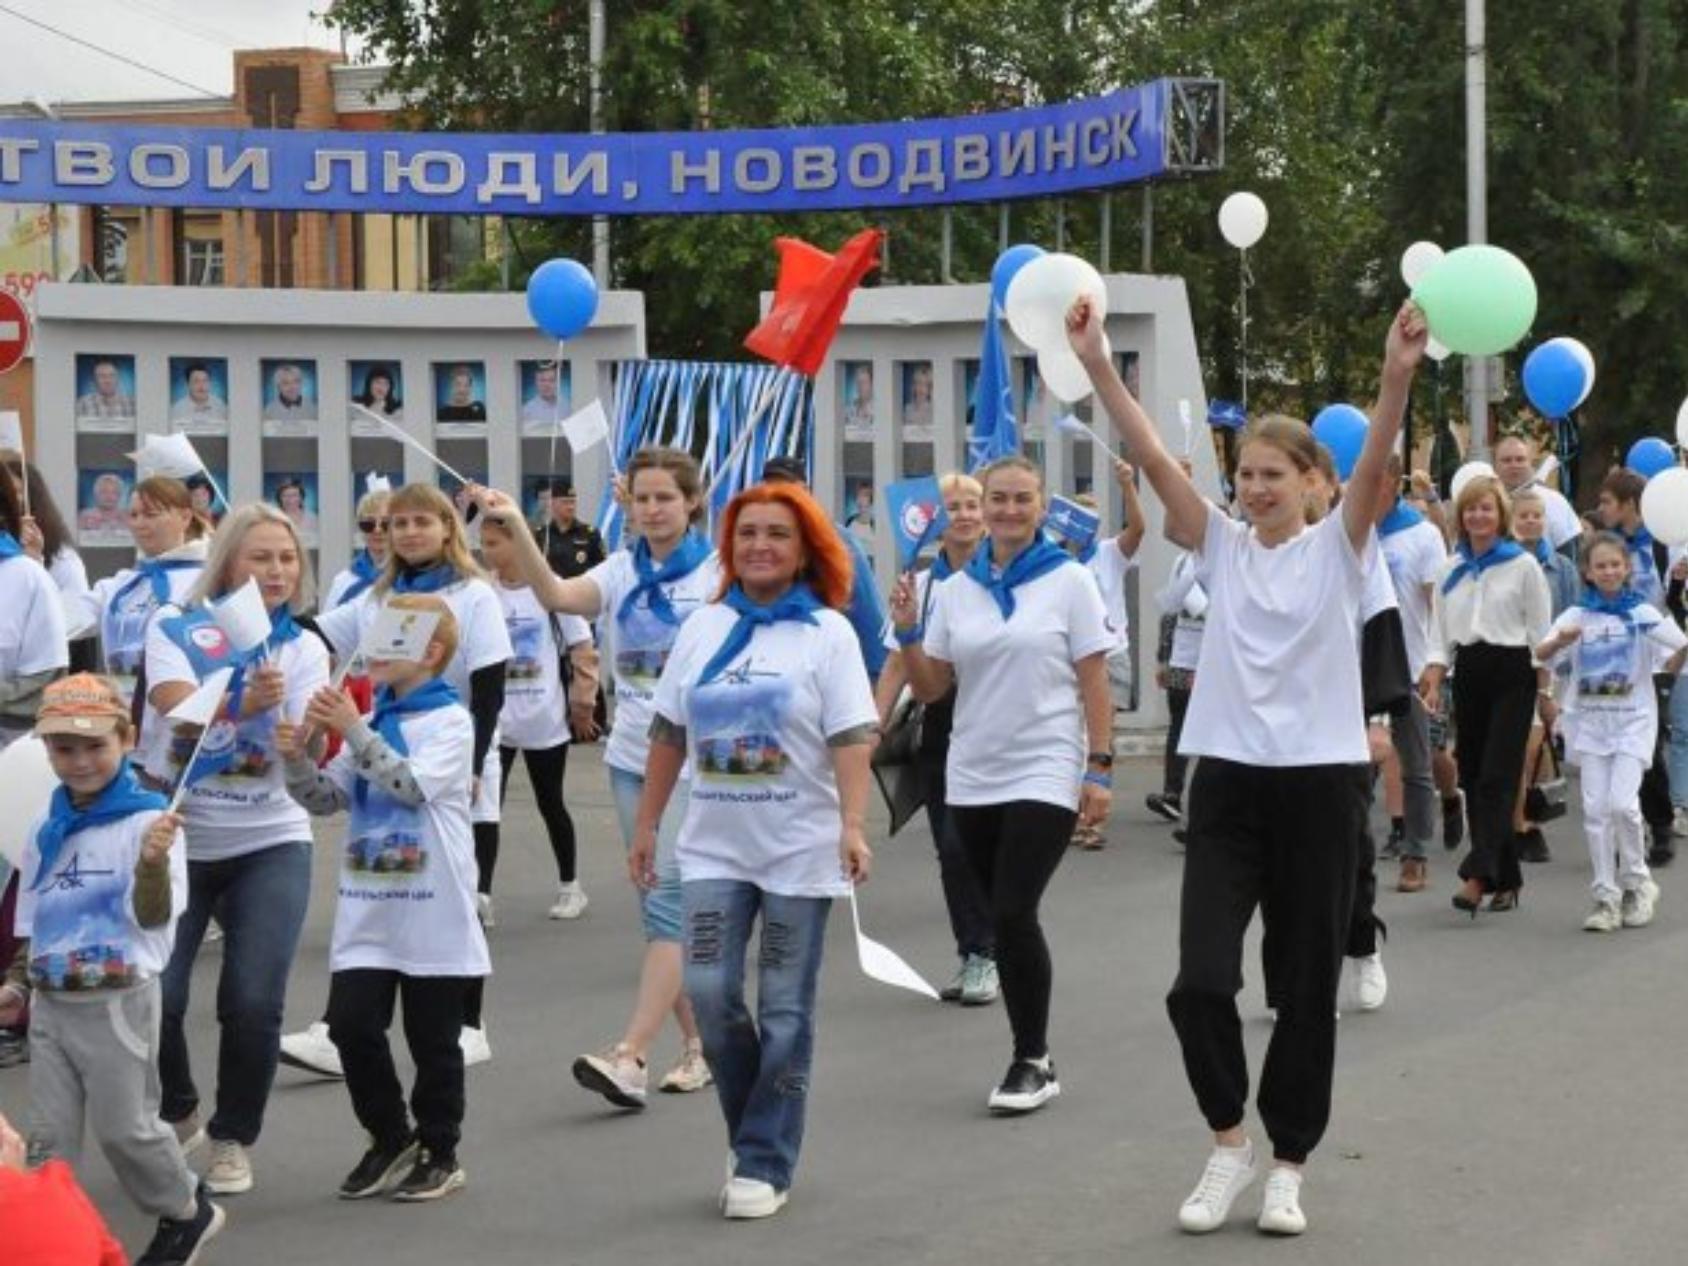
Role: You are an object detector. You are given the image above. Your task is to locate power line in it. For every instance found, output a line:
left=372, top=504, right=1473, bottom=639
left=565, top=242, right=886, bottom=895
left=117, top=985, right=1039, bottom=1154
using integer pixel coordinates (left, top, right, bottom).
left=0, top=1, right=225, bottom=99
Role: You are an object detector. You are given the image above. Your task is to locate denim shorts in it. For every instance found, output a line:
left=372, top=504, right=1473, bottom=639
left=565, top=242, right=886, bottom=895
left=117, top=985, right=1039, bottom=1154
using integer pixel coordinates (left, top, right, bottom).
left=607, top=764, right=686, bottom=942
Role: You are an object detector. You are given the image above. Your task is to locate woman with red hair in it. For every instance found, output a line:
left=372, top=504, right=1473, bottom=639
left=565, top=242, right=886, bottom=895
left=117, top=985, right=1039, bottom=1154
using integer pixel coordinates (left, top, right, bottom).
left=632, top=480, right=876, bottom=1221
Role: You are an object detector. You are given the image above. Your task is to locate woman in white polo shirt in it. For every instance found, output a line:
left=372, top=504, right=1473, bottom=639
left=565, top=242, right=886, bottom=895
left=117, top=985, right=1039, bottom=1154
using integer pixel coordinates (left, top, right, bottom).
left=1072, top=297, right=1427, bottom=1237
left=891, top=454, right=1115, bottom=1118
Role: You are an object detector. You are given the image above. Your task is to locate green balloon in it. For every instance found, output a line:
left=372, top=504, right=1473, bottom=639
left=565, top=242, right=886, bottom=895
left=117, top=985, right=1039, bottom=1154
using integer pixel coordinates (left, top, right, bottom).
left=1410, top=245, right=1538, bottom=356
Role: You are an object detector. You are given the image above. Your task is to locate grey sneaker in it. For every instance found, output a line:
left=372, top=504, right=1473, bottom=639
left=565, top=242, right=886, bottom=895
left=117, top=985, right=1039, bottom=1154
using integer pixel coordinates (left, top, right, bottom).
left=939, top=963, right=966, bottom=1003
left=959, top=955, right=1000, bottom=1006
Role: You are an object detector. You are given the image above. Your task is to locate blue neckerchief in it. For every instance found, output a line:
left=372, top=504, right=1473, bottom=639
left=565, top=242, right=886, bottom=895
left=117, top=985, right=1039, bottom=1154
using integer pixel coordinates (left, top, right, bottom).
left=0, top=531, right=20, bottom=561
left=339, top=551, right=382, bottom=607
left=30, top=760, right=166, bottom=893
left=1528, top=538, right=1552, bottom=566
left=392, top=561, right=458, bottom=594
left=1379, top=500, right=1426, bottom=538
left=1622, top=525, right=1656, bottom=557
left=964, top=538, right=1072, bottom=619
left=697, top=582, right=823, bottom=686
left=267, top=604, right=303, bottom=646
left=1441, top=539, right=1525, bottom=594
left=618, top=532, right=711, bottom=627
left=110, top=558, right=199, bottom=612
left=1581, top=585, right=1650, bottom=628
left=1077, top=539, right=1099, bottom=565
left=359, top=678, right=460, bottom=805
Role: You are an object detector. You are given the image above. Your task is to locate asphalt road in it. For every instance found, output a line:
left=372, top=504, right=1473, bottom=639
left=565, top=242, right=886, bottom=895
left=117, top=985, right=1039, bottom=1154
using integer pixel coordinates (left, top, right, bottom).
left=4, top=745, right=1686, bottom=1266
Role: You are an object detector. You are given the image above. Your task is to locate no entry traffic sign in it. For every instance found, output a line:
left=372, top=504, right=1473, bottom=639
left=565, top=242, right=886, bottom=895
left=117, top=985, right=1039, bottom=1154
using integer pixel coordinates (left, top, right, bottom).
left=0, top=291, right=29, bottom=375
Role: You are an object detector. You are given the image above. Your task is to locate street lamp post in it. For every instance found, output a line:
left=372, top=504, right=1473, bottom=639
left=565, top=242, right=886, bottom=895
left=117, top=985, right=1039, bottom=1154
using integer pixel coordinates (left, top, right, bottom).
left=1465, top=0, right=1489, bottom=457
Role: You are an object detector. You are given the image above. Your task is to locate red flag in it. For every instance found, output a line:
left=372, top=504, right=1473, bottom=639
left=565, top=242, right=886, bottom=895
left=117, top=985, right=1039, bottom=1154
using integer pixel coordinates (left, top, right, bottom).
left=744, top=229, right=883, bottom=376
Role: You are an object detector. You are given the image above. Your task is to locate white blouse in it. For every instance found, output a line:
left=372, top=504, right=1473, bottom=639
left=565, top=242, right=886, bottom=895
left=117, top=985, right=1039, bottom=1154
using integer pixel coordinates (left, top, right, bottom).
left=1425, top=550, right=1552, bottom=668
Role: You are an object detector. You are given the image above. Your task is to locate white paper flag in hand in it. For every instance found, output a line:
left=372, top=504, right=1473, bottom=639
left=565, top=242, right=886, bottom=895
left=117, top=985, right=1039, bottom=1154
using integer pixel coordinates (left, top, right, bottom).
left=360, top=606, right=443, bottom=664
left=129, top=432, right=206, bottom=482
left=166, top=667, right=234, bottom=727
left=849, top=888, right=940, bottom=1001
left=365, top=472, right=393, bottom=494
left=210, top=578, right=271, bottom=655
left=0, top=411, right=22, bottom=454
left=560, top=399, right=609, bottom=455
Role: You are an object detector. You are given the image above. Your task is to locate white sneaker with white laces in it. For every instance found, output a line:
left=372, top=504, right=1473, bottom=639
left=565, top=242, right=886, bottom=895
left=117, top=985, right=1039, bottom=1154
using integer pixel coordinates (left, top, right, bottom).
left=548, top=882, right=589, bottom=920
left=1350, top=952, right=1387, bottom=1012
left=1178, top=1141, right=1257, bottom=1233
left=278, top=1020, right=345, bottom=1079
left=459, top=1025, right=492, bottom=1067
left=1583, top=898, right=1622, bottom=933
left=1622, top=879, right=1660, bottom=928
left=722, top=1176, right=788, bottom=1220
left=659, top=1039, right=713, bottom=1093
left=1257, top=1166, right=1307, bottom=1235
left=204, top=1139, right=253, bottom=1195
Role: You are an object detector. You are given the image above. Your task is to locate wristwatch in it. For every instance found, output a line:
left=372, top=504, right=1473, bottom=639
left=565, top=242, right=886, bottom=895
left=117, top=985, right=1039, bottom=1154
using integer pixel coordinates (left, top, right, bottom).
left=1087, top=751, right=1115, bottom=769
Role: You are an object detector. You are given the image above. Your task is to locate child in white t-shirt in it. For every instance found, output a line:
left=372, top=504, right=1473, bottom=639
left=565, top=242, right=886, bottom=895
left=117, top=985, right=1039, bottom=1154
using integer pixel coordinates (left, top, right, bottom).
left=1, top=674, right=223, bottom=1263
left=1536, top=534, right=1688, bottom=932
left=282, top=593, right=488, bottom=1204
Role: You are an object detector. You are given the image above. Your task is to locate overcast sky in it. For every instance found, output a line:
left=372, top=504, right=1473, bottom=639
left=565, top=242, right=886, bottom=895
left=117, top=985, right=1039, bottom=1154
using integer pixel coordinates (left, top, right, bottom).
left=0, top=0, right=355, bottom=105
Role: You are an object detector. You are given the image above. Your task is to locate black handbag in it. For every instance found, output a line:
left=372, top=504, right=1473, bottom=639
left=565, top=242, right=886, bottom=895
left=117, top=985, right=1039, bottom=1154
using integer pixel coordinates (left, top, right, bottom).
left=1524, top=735, right=1569, bottom=823
left=871, top=691, right=926, bottom=836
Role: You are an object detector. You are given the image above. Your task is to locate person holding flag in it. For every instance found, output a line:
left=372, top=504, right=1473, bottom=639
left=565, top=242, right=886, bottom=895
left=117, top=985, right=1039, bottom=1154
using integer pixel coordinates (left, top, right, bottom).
left=144, top=504, right=329, bottom=1198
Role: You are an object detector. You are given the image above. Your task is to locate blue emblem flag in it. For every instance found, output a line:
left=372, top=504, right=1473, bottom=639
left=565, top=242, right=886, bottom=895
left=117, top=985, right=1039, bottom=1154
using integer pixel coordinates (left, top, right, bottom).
left=884, top=476, right=949, bottom=570
left=1044, top=495, right=1100, bottom=552
left=969, top=300, right=1018, bottom=470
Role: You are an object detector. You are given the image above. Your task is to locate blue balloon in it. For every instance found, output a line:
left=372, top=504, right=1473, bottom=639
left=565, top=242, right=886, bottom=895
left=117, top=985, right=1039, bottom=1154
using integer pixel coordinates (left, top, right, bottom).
left=1311, top=403, right=1370, bottom=480
left=1627, top=436, right=1676, bottom=480
left=526, top=258, right=599, bottom=340
left=990, top=244, right=1045, bottom=311
left=1521, top=342, right=1586, bottom=419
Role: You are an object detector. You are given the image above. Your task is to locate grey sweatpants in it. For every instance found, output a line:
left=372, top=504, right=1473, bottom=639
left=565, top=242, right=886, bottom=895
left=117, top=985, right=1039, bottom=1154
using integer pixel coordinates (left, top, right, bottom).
left=1390, top=693, right=1438, bottom=860
left=28, top=979, right=198, bottom=1219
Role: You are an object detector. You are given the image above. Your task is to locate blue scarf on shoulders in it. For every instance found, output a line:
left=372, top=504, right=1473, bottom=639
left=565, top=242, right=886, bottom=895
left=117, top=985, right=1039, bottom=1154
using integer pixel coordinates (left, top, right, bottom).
left=1441, top=539, right=1524, bottom=594
left=31, top=760, right=166, bottom=893
left=1581, top=585, right=1651, bottom=629
left=964, top=538, right=1072, bottom=619
left=0, top=531, right=20, bottom=561
left=697, top=582, right=823, bottom=686
left=1379, top=500, right=1426, bottom=538
left=392, top=561, right=458, bottom=594
left=110, top=557, right=200, bottom=611
left=618, top=532, right=711, bottom=627
left=1527, top=538, right=1553, bottom=566
left=339, top=551, right=382, bottom=607
left=359, top=678, right=460, bottom=805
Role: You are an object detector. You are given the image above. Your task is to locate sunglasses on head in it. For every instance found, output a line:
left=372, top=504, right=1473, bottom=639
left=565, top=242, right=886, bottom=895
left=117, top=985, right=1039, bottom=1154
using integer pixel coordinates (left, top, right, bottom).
left=358, top=517, right=389, bottom=534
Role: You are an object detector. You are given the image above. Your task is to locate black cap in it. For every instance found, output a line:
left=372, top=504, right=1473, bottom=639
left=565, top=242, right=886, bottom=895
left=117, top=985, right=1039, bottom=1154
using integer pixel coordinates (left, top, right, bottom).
left=761, top=456, right=807, bottom=485
left=543, top=479, right=576, bottom=497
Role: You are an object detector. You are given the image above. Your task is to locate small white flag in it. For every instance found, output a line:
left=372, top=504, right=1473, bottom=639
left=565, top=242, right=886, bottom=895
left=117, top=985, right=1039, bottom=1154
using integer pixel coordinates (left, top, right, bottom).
left=1534, top=455, right=1559, bottom=483
left=849, top=888, right=939, bottom=1001
left=1178, top=398, right=1195, bottom=457
left=209, top=578, right=271, bottom=655
left=560, top=399, right=610, bottom=455
left=129, top=432, right=207, bottom=482
left=0, top=411, right=21, bottom=454
left=360, top=606, right=443, bottom=664
left=365, top=472, right=392, bottom=495
left=166, top=667, right=234, bottom=727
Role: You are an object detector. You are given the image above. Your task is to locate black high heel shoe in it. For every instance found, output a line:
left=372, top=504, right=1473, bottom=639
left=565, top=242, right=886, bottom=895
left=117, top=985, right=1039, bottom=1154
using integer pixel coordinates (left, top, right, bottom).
left=1488, top=889, right=1521, bottom=913
left=1451, top=882, right=1484, bottom=918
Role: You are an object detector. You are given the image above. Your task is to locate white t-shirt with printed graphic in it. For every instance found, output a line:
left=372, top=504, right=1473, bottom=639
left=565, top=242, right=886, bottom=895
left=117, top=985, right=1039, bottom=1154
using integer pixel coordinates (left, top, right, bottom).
left=1548, top=603, right=1687, bottom=762
left=497, top=580, right=591, bottom=750
left=321, top=704, right=489, bottom=976
left=0, top=554, right=69, bottom=681
left=654, top=605, right=876, bottom=898
left=924, top=561, right=1115, bottom=811
left=588, top=549, right=721, bottom=776
left=1380, top=519, right=1448, bottom=681
left=15, top=808, right=187, bottom=991
left=144, top=616, right=329, bottom=861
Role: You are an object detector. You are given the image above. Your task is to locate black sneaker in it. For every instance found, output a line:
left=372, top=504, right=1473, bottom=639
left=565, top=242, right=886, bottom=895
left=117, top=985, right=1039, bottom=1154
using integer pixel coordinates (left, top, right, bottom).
left=1648, top=832, right=1676, bottom=868
left=339, top=1134, right=419, bottom=1199
left=987, top=1059, right=1060, bottom=1115
left=1380, top=822, right=1405, bottom=861
left=390, top=1149, right=466, bottom=1202
left=1442, top=794, right=1466, bottom=851
left=135, top=1183, right=225, bottom=1266
left=1146, top=792, right=1183, bottom=823
left=1517, top=828, right=1551, bottom=864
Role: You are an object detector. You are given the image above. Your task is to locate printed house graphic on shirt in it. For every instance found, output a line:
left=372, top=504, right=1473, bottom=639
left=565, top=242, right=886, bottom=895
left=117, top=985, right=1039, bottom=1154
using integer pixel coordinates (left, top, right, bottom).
left=1577, top=629, right=1637, bottom=699
left=345, top=827, right=428, bottom=876
left=506, top=614, right=546, bottom=683
left=167, top=714, right=273, bottom=781
left=691, top=664, right=793, bottom=782
left=615, top=592, right=686, bottom=688
left=28, top=857, right=136, bottom=992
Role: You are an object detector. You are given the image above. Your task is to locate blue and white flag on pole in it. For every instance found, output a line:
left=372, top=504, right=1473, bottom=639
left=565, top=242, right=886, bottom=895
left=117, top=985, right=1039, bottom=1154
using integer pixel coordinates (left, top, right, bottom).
left=884, top=475, right=948, bottom=569
left=969, top=302, right=1018, bottom=470
left=1043, top=495, right=1100, bottom=553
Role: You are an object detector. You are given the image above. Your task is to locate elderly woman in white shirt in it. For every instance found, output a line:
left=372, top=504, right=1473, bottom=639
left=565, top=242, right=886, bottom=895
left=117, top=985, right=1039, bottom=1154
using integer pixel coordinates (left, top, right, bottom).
left=1420, top=474, right=1553, bottom=915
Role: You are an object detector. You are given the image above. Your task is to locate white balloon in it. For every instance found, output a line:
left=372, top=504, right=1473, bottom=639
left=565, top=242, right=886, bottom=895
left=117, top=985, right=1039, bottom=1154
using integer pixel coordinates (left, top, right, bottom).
left=1218, top=191, right=1268, bottom=250
left=1037, top=330, right=1111, bottom=405
left=1676, top=396, right=1688, bottom=450
left=1400, top=241, right=1444, bottom=288
left=1426, top=337, right=1452, bottom=363
left=1449, top=460, right=1496, bottom=504
left=1546, top=336, right=1596, bottom=409
left=1641, top=467, right=1688, bottom=547
left=0, top=735, right=56, bottom=868
left=1003, top=252, right=1107, bottom=352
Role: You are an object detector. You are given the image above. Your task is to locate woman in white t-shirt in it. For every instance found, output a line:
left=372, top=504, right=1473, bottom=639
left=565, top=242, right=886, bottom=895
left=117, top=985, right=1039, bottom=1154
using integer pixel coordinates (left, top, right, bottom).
left=322, top=488, right=391, bottom=612
left=636, top=479, right=875, bottom=1220
left=472, top=447, right=718, bottom=1105
left=480, top=515, right=599, bottom=920
left=145, top=503, right=330, bottom=1198
left=0, top=471, right=68, bottom=744
left=1537, top=534, right=1688, bottom=932
left=891, top=455, right=1115, bottom=1117
left=1072, top=297, right=1427, bottom=1237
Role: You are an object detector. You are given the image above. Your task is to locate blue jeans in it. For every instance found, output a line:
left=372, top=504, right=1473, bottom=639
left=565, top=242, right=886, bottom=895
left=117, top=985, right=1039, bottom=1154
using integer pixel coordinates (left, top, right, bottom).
left=607, top=764, right=686, bottom=942
left=682, top=880, right=830, bottom=1192
left=1669, top=677, right=1688, bottom=810
left=159, top=841, right=312, bottom=1146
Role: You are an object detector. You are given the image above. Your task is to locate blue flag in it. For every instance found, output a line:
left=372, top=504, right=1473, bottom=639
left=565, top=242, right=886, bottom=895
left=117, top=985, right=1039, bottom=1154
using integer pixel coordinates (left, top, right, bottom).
left=884, top=476, right=949, bottom=569
left=1207, top=399, right=1247, bottom=431
left=1044, top=495, right=1100, bottom=552
left=969, top=302, right=1018, bottom=469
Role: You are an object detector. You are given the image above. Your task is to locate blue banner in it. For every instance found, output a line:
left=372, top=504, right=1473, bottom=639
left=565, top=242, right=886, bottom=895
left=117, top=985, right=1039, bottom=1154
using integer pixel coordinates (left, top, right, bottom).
left=884, top=476, right=948, bottom=569
left=0, top=82, right=1168, bottom=218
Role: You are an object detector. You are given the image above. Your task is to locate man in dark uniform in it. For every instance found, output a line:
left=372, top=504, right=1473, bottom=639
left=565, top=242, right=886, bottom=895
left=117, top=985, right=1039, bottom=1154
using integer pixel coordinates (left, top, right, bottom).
left=535, top=479, right=606, bottom=579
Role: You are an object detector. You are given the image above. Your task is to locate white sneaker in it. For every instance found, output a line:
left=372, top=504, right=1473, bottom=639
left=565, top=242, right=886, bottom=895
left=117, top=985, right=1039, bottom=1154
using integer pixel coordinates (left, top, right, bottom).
left=278, top=1020, right=344, bottom=1079
left=659, top=1039, right=713, bottom=1093
left=1582, top=899, right=1622, bottom=933
left=1178, top=1141, right=1257, bottom=1233
left=548, top=882, right=589, bottom=920
left=475, top=892, right=495, bottom=928
left=459, top=1025, right=492, bottom=1067
left=1350, top=953, right=1387, bottom=1012
left=1257, top=1166, right=1307, bottom=1235
left=722, top=1176, right=788, bottom=1219
left=572, top=1043, right=648, bottom=1109
left=204, top=1138, right=253, bottom=1195
left=1622, top=879, right=1660, bottom=929
left=1673, top=806, right=1688, bottom=839
left=171, top=1111, right=206, bottom=1156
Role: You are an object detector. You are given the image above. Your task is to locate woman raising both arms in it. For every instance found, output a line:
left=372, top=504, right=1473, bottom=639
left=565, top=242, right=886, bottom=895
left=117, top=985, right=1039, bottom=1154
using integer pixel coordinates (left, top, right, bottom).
left=1070, top=296, right=1427, bottom=1237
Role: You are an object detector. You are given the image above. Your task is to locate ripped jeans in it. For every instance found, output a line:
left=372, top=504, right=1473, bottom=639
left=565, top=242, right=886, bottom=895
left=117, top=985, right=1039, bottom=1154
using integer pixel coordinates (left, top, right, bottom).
left=681, top=880, right=831, bottom=1192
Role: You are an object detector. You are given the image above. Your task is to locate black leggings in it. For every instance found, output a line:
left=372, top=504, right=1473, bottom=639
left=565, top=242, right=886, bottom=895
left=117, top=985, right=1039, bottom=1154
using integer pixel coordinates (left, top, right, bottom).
left=1451, top=643, right=1535, bottom=893
left=488, top=743, right=577, bottom=888
left=1164, top=685, right=1192, bottom=798
left=949, top=800, right=1076, bottom=1062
